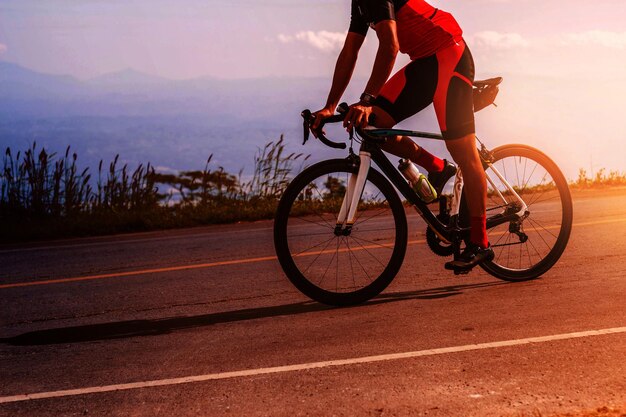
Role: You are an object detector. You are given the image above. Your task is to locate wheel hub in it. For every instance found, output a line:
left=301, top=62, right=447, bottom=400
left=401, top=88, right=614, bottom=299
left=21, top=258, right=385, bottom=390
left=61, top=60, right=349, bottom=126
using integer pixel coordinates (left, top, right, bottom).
left=334, top=225, right=353, bottom=236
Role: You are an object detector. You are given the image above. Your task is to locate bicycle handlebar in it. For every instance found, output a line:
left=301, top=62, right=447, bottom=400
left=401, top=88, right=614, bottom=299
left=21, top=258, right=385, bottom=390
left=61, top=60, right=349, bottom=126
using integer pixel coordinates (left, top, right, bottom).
left=301, top=103, right=349, bottom=150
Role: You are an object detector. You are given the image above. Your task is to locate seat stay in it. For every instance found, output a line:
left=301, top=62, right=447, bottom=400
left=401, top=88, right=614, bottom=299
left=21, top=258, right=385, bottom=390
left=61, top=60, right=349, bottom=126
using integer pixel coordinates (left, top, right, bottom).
left=485, top=169, right=510, bottom=207
left=484, top=161, right=529, bottom=218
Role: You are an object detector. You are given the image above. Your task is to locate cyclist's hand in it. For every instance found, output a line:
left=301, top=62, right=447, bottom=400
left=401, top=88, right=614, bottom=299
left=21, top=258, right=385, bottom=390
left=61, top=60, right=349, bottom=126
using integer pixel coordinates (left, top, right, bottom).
left=310, top=108, right=334, bottom=138
left=343, top=103, right=373, bottom=131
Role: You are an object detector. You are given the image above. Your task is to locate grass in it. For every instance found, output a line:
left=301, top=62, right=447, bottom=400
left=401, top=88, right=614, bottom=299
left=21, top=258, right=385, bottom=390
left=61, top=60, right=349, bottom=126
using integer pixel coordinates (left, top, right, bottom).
left=2, top=139, right=626, bottom=244
left=571, top=168, right=626, bottom=189
left=0, top=136, right=308, bottom=243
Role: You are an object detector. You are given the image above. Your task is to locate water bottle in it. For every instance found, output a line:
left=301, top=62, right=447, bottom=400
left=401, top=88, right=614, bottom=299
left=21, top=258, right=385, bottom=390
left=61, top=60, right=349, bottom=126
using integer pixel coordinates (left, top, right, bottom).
left=398, top=159, right=438, bottom=203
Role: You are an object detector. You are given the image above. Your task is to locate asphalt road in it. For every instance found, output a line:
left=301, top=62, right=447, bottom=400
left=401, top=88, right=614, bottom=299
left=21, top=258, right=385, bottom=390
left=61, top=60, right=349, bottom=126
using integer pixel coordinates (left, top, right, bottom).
left=1, top=188, right=625, bottom=417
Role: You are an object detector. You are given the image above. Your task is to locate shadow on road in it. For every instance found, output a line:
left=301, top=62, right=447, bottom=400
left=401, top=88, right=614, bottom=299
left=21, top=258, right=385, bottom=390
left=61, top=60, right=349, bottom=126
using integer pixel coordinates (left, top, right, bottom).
left=1, top=281, right=507, bottom=346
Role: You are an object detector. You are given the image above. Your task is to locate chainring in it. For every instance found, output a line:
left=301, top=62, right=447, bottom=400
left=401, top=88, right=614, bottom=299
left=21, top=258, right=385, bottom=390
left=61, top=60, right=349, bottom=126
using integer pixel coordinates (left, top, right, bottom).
left=426, top=226, right=455, bottom=257
left=425, top=211, right=456, bottom=257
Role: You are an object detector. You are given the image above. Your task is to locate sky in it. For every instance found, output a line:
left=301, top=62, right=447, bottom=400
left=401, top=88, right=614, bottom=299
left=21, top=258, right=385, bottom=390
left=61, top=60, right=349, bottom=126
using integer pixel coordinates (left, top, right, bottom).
left=1, top=0, right=625, bottom=176
left=1, top=0, right=625, bottom=80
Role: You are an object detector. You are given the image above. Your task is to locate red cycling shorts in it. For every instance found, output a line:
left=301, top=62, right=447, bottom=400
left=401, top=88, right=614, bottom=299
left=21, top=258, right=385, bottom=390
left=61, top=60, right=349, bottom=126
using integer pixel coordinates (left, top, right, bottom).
left=374, top=39, right=475, bottom=140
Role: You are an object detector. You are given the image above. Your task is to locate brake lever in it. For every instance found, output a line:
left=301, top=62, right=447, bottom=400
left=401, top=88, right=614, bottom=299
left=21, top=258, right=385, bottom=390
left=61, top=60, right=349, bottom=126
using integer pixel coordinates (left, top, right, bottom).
left=301, top=109, right=312, bottom=145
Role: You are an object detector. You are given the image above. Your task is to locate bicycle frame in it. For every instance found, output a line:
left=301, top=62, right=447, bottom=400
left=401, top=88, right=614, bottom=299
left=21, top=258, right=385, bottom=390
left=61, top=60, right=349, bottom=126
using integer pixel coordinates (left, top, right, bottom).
left=335, top=131, right=529, bottom=245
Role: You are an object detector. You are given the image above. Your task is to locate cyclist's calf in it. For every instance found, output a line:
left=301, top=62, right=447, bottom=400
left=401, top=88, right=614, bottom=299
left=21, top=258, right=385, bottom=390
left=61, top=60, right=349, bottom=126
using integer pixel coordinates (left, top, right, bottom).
left=446, top=134, right=487, bottom=217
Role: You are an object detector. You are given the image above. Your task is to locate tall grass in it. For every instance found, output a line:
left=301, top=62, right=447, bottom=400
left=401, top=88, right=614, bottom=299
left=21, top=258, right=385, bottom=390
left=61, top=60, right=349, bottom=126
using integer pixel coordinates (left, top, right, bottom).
left=0, top=143, right=160, bottom=219
left=572, top=168, right=626, bottom=188
left=0, top=136, right=308, bottom=243
left=3, top=136, right=626, bottom=244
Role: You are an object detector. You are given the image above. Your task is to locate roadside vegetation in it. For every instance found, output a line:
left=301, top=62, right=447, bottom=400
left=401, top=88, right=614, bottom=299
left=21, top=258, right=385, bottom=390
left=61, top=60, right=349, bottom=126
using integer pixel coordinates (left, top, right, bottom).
left=2, top=139, right=625, bottom=243
left=0, top=137, right=308, bottom=243
left=571, top=168, right=626, bottom=189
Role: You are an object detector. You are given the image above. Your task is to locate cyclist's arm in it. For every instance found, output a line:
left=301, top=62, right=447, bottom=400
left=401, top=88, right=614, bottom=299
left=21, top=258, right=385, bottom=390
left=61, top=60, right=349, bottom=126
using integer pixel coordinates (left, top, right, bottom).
left=322, top=32, right=366, bottom=112
left=342, top=20, right=398, bottom=130
left=363, top=19, right=399, bottom=97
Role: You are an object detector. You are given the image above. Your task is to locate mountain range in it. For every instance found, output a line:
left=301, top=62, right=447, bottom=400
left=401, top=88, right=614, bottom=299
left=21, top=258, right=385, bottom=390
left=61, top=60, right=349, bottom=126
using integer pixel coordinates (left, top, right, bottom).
left=1, top=61, right=622, bottom=179
left=0, top=61, right=352, bottom=173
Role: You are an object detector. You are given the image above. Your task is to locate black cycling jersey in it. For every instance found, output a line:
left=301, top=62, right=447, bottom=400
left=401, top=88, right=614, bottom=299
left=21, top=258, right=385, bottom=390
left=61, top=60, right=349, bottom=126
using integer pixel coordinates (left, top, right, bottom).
left=349, top=0, right=409, bottom=35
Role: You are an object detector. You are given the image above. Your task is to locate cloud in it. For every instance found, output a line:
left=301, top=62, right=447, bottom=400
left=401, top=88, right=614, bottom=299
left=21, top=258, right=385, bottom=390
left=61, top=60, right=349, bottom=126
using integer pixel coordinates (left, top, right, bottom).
left=277, top=31, right=345, bottom=53
left=471, top=31, right=530, bottom=50
left=0, top=43, right=7, bottom=54
left=562, top=31, right=626, bottom=49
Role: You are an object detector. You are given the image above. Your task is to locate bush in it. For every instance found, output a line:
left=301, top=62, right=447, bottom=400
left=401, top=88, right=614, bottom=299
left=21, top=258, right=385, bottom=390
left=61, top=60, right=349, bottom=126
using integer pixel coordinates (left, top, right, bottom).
left=0, top=136, right=308, bottom=243
left=572, top=168, right=626, bottom=189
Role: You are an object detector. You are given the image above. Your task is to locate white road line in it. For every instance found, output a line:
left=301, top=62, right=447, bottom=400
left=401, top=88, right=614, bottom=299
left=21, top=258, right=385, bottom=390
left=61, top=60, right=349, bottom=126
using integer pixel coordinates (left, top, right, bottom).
left=1, top=326, right=624, bottom=404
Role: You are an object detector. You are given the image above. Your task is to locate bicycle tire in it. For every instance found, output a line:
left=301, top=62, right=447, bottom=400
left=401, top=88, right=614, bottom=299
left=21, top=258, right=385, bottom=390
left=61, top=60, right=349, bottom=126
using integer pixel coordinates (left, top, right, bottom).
left=274, top=158, right=408, bottom=306
left=461, top=144, right=573, bottom=281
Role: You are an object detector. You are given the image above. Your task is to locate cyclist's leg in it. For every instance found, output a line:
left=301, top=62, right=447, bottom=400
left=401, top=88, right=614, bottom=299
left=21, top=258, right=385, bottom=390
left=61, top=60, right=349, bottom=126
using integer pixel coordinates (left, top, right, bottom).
left=371, top=58, right=445, bottom=173
left=370, top=107, right=438, bottom=167
left=433, top=40, right=492, bottom=265
left=445, top=134, right=488, bottom=248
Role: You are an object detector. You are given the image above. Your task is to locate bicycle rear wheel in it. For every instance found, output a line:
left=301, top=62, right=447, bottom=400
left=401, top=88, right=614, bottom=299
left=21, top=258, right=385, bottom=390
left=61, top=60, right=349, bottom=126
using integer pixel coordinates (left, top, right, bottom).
left=465, top=144, right=573, bottom=281
left=274, top=158, right=407, bottom=306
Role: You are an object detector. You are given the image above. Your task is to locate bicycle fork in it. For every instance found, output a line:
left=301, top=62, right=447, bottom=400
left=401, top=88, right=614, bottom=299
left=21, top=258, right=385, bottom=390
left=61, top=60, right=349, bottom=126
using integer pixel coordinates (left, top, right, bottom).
left=334, top=151, right=371, bottom=236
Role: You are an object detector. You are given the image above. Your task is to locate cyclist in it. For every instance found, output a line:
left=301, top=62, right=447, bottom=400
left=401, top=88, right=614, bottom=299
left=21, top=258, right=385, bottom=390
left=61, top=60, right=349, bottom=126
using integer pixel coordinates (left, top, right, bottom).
left=311, top=0, right=494, bottom=271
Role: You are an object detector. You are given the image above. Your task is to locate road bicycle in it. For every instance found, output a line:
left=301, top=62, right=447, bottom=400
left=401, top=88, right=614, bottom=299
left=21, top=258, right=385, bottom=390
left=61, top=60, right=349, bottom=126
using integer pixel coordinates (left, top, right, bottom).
left=273, top=78, right=573, bottom=306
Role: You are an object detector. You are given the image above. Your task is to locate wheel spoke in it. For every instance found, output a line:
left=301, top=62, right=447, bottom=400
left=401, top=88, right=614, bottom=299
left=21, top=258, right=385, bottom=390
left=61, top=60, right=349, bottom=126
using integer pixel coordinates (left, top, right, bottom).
left=525, top=217, right=554, bottom=251
left=350, top=234, right=394, bottom=251
left=520, top=162, right=539, bottom=194
left=317, top=239, right=340, bottom=287
left=489, top=225, right=509, bottom=247
left=288, top=231, right=337, bottom=238
left=354, top=206, right=392, bottom=227
left=293, top=235, right=335, bottom=257
left=469, top=149, right=572, bottom=278
left=291, top=214, right=334, bottom=230
left=527, top=216, right=559, bottom=240
left=347, top=238, right=373, bottom=282
left=301, top=237, right=336, bottom=274
left=343, top=237, right=357, bottom=289
left=276, top=162, right=407, bottom=302
left=349, top=236, right=388, bottom=268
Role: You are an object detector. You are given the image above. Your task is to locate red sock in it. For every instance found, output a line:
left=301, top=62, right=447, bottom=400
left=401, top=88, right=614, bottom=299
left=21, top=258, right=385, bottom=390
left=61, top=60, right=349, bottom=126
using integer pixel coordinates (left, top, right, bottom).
left=470, top=216, right=489, bottom=248
left=411, top=147, right=445, bottom=173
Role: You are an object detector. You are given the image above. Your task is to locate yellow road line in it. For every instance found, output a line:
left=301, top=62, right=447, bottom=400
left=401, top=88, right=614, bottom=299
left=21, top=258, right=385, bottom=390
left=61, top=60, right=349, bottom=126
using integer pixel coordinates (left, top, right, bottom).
left=2, top=217, right=625, bottom=290
left=0, top=240, right=424, bottom=290
left=0, top=256, right=278, bottom=289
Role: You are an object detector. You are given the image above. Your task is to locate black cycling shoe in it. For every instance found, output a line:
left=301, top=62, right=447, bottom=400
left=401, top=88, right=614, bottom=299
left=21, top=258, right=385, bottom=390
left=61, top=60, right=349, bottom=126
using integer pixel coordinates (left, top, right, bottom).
left=445, top=244, right=495, bottom=273
left=428, top=160, right=457, bottom=197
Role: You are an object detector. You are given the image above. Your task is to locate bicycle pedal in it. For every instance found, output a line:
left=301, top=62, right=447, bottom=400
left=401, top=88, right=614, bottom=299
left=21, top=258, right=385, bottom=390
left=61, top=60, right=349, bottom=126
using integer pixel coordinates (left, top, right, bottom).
left=445, top=262, right=473, bottom=275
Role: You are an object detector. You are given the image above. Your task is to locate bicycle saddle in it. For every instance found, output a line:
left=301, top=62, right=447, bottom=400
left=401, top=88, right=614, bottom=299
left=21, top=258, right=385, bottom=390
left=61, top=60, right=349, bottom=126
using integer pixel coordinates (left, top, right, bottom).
left=473, top=77, right=503, bottom=88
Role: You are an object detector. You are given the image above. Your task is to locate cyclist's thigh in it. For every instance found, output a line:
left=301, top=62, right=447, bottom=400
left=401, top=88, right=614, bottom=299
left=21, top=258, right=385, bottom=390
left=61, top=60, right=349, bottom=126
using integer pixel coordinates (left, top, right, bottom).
left=371, top=106, right=395, bottom=128
left=433, top=40, right=476, bottom=140
left=373, top=55, right=438, bottom=124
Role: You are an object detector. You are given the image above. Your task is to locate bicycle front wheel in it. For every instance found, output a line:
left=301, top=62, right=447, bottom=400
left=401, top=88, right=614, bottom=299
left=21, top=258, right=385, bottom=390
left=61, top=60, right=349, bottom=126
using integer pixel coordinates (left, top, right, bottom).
left=475, top=144, right=573, bottom=281
left=274, top=158, right=407, bottom=306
